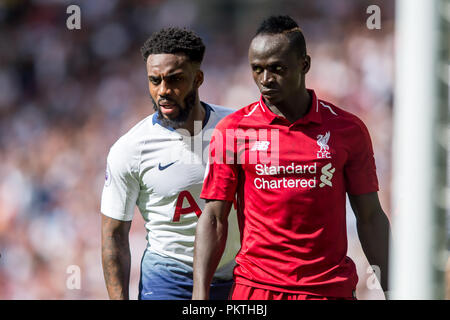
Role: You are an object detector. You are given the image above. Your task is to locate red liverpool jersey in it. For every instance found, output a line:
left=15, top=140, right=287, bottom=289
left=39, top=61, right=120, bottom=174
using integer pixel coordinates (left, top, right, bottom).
left=200, top=89, right=379, bottom=297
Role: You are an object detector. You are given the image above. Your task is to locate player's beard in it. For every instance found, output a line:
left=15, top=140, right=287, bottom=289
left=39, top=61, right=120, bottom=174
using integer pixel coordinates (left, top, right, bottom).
left=152, top=88, right=197, bottom=129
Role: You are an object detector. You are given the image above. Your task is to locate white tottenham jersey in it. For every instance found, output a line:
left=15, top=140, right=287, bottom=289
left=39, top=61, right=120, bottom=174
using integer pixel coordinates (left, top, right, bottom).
left=101, top=103, right=240, bottom=279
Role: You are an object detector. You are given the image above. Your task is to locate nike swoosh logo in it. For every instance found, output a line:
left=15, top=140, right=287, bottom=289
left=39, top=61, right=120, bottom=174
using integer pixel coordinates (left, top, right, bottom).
left=158, top=161, right=177, bottom=170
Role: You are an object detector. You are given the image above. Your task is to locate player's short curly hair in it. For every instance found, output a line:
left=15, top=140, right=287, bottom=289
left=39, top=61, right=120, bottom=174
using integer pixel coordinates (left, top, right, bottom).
left=256, top=15, right=307, bottom=57
left=141, top=27, right=205, bottom=64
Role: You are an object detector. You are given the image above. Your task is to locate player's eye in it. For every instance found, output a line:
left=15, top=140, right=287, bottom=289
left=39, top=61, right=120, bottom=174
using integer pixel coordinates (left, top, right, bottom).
left=170, top=75, right=183, bottom=82
left=252, top=66, right=263, bottom=74
left=149, top=77, right=161, bottom=85
left=271, top=65, right=284, bottom=73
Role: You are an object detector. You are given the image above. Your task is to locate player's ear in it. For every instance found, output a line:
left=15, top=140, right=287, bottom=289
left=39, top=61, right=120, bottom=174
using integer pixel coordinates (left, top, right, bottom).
left=194, top=70, right=204, bottom=88
left=301, top=55, right=311, bottom=74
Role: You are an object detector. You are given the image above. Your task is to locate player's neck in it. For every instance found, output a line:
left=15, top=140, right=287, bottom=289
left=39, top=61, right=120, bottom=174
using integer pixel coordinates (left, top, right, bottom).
left=269, top=89, right=311, bottom=123
left=181, top=99, right=205, bottom=136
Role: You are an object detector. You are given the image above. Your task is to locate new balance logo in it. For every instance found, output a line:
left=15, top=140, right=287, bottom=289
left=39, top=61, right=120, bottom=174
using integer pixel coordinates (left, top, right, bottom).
left=319, top=163, right=335, bottom=188
left=251, top=141, right=270, bottom=151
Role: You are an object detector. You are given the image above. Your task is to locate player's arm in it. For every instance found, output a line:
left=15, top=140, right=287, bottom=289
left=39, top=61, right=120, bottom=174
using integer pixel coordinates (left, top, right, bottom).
left=101, top=214, right=132, bottom=300
left=348, top=191, right=391, bottom=295
left=192, top=199, right=233, bottom=300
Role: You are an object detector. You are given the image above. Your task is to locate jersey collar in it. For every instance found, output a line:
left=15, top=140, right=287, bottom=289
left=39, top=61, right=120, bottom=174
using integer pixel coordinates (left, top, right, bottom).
left=258, top=89, right=322, bottom=126
left=201, top=102, right=213, bottom=128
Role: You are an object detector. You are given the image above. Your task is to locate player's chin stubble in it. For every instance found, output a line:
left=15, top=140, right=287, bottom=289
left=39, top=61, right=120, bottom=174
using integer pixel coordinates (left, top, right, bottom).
left=152, top=89, right=197, bottom=129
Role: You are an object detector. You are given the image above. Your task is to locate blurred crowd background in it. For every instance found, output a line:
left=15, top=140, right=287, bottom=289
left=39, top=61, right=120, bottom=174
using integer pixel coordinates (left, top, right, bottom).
left=0, top=0, right=403, bottom=299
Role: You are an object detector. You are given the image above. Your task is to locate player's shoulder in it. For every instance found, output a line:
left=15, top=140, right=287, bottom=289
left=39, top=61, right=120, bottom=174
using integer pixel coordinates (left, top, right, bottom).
left=318, top=98, right=368, bottom=132
left=213, top=101, right=260, bottom=130
left=202, top=102, right=237, bottom=131
left=206, top=103, right=236, bottom=118
left=108, top=114, right=152, bottom=160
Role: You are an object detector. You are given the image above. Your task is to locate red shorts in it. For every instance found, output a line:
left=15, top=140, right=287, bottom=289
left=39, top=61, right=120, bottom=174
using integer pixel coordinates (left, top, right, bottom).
left=229, top=283, right=356, bottom=300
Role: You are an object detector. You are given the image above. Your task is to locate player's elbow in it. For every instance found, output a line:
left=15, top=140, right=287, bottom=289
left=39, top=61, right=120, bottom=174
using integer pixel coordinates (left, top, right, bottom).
left=197, top=200, right=231, bottom=242
left=101, top=214, right=131, bottom=247
left=358, top=207, right=389, bottom=228
left=199, top=209, right=227, bottom=236
left=203, top=199, right=232, bottom=224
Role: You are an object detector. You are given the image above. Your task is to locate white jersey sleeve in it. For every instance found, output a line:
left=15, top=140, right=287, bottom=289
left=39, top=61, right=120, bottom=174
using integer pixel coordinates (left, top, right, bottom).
left=101, top=135, right=141, bottom=221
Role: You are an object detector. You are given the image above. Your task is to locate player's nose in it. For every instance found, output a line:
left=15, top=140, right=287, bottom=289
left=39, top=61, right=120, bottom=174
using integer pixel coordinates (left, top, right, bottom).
left=260, top=70, right=275, bottom=87
left=158, top=80, right=172, bottom=96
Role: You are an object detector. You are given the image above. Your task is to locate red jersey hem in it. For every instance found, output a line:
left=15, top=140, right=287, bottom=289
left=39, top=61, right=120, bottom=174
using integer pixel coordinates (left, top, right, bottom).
left=234, top=276, right=355, bottom=298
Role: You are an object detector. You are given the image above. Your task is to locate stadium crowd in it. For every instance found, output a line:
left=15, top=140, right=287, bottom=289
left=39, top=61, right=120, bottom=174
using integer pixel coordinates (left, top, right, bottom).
left=0, top=0, right=398, bottom=299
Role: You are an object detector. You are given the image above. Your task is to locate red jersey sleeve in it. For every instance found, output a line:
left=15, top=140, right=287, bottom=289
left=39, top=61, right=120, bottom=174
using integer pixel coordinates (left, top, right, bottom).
left=200, top=118, right=239, bottom=201
left=344, top=119, right=379, bottom=195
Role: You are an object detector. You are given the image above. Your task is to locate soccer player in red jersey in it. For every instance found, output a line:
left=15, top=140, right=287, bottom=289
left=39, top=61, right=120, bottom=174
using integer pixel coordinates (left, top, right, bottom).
left=192, top=15, right=391, bottom=300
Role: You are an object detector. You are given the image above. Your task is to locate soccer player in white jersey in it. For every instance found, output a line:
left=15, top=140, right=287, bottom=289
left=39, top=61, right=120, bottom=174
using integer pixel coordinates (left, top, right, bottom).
left=100, top=27, right=240, bottom=300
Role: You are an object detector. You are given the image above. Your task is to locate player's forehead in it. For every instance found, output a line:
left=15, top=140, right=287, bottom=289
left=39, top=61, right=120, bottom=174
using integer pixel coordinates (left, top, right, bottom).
left=249, top=33, right=293, bottom=63
left=146, top=53, right=192, bottom=76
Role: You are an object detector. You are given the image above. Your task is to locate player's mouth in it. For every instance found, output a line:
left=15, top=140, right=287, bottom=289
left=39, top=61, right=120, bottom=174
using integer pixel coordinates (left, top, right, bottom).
left=159, top=100, right=180, bottom=116
left=261, top=89, right=279, bottom=97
